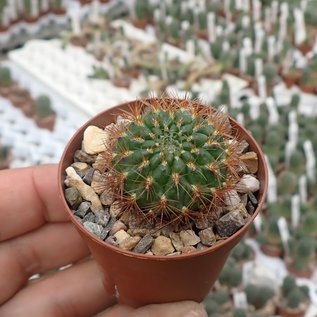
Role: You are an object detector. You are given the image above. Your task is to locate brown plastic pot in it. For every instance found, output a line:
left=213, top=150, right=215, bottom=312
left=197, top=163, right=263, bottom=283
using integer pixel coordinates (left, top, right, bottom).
left=277, top=303, right=308, bottom=317
left=58, top=98, right=268, bottom=307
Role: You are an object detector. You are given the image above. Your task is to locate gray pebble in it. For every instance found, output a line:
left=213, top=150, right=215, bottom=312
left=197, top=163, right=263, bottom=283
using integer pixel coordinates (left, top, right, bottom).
left=65, top=187, right=82, bottom=208
left=105, top=236, right=118, bottom=246
left=102, top=217, right=117, bottom=237
left=237, top=139, right=249, bottom=154
left=74, top=215, right=82, bottom=223
left=83, top=168, right=95, bottom=185
left=133, top=234, right=154, bottom=253
left=74, top=150, right=95, bottom=164
left=75, top=201, right=91, bottom=218
left=247, top=201, right=255, bottom=215
left=248, top=192, right=258, bottom=205
left=215, top=210, right=246, bottom=237
left=83, top=221, right=104, bottom=238
left=83, top=212, right=95, bottom=223
left=95, top=210, right=110, bottom=227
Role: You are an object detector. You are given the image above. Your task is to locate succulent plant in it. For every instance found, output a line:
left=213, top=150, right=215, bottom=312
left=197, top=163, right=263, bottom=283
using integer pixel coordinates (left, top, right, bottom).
left=286, top=287, right=309, bottom=309
left=257, top=215, right=282, bottom=248
left=218, top=258, right=242, bottom=287
left=290, top=94, right=300, bottom=110
left=134, top=0, right=149, bottom=20
left=233, top=309, right=247, bottom=317
left=245, top=284, right=275, bottom=310
left=289, top=236, right=316, bottom=272
left=288, top=149, right=305, bottom=176
left=231, top=240, right=254, bottom=262
left=300, top=212, right=317, bottom=238
left=102, top=98, right=245, bottom=227
left=263, top=63, right=277, bottom=86
left=277, top=170, right=297, bottom=196
left=281, top=275, right=296, bottom=297
left=0, top=144, right=11, bottom=162
left=0, top=66, right=13, bottom=87
left=35, top=95, right=54, bottom=118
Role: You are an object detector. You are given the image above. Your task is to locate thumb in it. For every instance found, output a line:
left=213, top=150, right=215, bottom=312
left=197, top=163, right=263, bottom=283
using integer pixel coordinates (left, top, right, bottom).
left=104, top=301, right=207, bottom=317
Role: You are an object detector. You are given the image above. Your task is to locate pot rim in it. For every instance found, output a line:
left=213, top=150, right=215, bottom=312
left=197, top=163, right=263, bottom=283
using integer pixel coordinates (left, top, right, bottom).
left=58, top=97, right=268, bottom=261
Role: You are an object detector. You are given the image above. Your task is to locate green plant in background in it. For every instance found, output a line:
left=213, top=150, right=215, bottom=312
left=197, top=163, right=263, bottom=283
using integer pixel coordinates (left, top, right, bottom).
left=134, top=0, right=149, bottom=21
left=218, top=258, right=242, bottom=288
left=299, top=212, right=317, bottom=238
left=0, top=144, right=11, bottom=162
left=103, top=98, right=245, bottom=226
left=277, top=170, right=297, bottom=196
left=210, top=38, right=223, bottom=60
left=290, top=94, right=300, bottom=110
left=288, top=149, right=305, bottom=176
left=35, top=95, right=54, bottom=118
left=233, top=308, right=247, bottom=317
left=257, top=215, right=283, bottom=250
left=263, top=63, right=277, bottom=86
left=198, top=11, right=207, bottom=31
left=245, top=284, right=275, bottom=310
left=231, top=240, right=254, bottom=262
left=0, top=66, right=13, bottom=87
left=204, top=288, right=231, bottom=316
left=88, top=66, right=110, bottom=80
left=281, top=275, right=310, bottom=310
left=288, top=236, right=316, bottom=273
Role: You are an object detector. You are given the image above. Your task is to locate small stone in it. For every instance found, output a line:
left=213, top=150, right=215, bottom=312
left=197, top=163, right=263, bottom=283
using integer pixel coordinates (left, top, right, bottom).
left=103, top=217, right=117, bottom=237
left=151, top=236, right=175, bottom=256
left=180, top=230, right=201, bottom=246
left=133, top=234, right=154, bottom=253
left=65, top=187, right=82, bottom=208
left=93, top=154, right=107, bottom=173
left=120, top=236, right=141, bottom=251
left=65, top=167, right=103, bottom=213
left=95, top=210, right=110, bottom=226
left=72, top=162, right=89, bottom=178
left=248, top=192, right=258, bottom=205
left=181, top=246, right=197, bottom=254
left=74, top=215, right=82, bottom=223
left=74, top=149, right=95, bottom=164
left=197, top=242, right=208, bottom=250
left=100, top=186, right=114, bottom=205
left=170, top=232, right=184, bottom=251
left=199, top=228, right=216, bottom=246
left=224, top=190, right=241, bottom=206
left=237, top=139, right=249, bottom=154
left=236, top=174, right=260, bottom=193
left=100, top=228, right=109, bottom=240
left=110, top=220, right=127, bottom=235
left=105, top=236, right=118, bottom=246
left=237, top=203, right=249, bottom=219
left=83, top=221, right=104, bottom=238
left=215, top=210, right=246, bottom=237
left=145, top=251, right=154, bottom=256
left=83, top=212, right=95, bottom=223
left=240, top=151, right=259, bottom=174
left=110, top=201, right=122, bottom=218
left=247, top=201, right=255, bottom=215
left=75, top=201, right=91, bottom=218
left=167, top=251, right=182, bottom=256
left=82, top=125, right=109, bottom=154
left=83, top=168, right=95, bottom=185
left=113, top=229, right=130, bottom=245
left=91, top=170, right=105, bottom=195
left=240, top=194, right=248, bottom=206
left=194, top=215, right=209, bottom=230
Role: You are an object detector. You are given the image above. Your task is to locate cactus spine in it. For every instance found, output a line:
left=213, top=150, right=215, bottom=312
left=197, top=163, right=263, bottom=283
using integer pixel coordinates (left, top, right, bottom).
left=103, top=98, right=244, bottom=226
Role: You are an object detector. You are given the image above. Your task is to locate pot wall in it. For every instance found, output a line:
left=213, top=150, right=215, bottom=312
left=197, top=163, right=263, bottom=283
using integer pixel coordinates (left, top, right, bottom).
left=58, top=98, right=268, bottom=307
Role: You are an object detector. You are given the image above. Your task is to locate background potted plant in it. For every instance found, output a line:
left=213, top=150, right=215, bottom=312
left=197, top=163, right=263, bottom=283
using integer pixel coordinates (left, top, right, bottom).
left=0, top=144, right=12, bottom=170
left=34, top=95, right=56, bottom=131
left=0, top=66, right=15, bottom=97
left=58, top=97, right=268, bottom=307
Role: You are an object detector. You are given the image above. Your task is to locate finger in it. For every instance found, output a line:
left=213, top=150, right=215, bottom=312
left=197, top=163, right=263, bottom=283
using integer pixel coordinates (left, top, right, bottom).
left=0, top=260, right=116, bottom=317
left=103, top=301, right=208, bottom=317
left=0, top=164, right=68, bottom=241
left=0, top=222, right=90, bottom=305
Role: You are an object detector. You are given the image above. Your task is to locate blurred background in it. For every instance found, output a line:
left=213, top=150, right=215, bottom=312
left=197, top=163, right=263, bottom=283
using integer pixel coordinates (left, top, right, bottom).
left=0, top=0, right=317, bottom=316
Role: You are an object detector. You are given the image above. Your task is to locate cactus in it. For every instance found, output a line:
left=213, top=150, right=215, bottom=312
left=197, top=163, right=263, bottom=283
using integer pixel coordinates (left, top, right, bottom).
left=300, top=212, right=317, bottom=238
left=290, top=94, right=300, bottom=110
left=35, top=95, right=54, bottom=118
left=289, top=236, right=316, bottom=272
left=277, top=170, right=297, bottom=196
left=281, top=275, right=296, bottom=297
left=231, top=241, right=254, bottom=262
left=288, top=149, right=305, bottom=176
left=0, top=144, right=10, bottom=162
left=134, top=0, right=148, bottom=20
left=245, top=284, right=274, bottom=309
left=219, top=259, right=242, bottom=287
left=233, top=309, right=247, bottom=317
left=263, top=63, right=277, bottom=86
left=103, top=98, right=245, bottom=226
left=285, top=286, right=309, bottom=309
left=0, top=67, right=13, bottom=87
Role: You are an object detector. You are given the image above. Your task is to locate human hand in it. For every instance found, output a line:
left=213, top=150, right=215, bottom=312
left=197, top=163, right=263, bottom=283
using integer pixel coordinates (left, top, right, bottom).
left=0, top=164, right=207, bottom=317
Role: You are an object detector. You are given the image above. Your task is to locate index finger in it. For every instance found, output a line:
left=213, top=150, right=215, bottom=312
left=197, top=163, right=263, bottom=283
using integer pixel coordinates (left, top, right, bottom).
left=0, top=164, right=69, bottom=241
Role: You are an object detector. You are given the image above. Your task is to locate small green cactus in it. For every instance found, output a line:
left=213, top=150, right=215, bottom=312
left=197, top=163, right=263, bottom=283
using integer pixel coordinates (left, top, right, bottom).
left=35, top=95, right=54, bottom=118
left=233, top=309, right=247, bottom=317
left=263, top=63, right=277, bottom=86
left=300, top=212, right=317, bottom=238
left=231, top=241, right=254, bottom=262
left=134, top=0, right=148, bottom=20
left=285, top=286, right=309, bottom=309
left=290, top=94, right=300, bottom=110
left=277, top=170, right=297, bottom=196
left=0, top=67, right=13, bottom=87
left=281, top=275, right=296, bottom=297
left=219, top=260, right=242, bottom=287
left=104, top=98, right=245, bottom=226
left=0, top=144, right=11, bottom=162
left=288, top=149, right=305, bottom=176
left=245, top=284, right=274, bottom=309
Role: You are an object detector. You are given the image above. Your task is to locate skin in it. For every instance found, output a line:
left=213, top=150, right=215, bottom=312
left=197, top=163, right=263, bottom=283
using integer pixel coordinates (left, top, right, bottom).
left=0, top=164, right=207, bottom=317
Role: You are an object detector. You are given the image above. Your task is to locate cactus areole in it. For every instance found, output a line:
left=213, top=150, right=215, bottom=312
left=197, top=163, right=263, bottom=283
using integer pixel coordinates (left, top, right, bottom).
left=104, top=98, right=245, bottom=225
